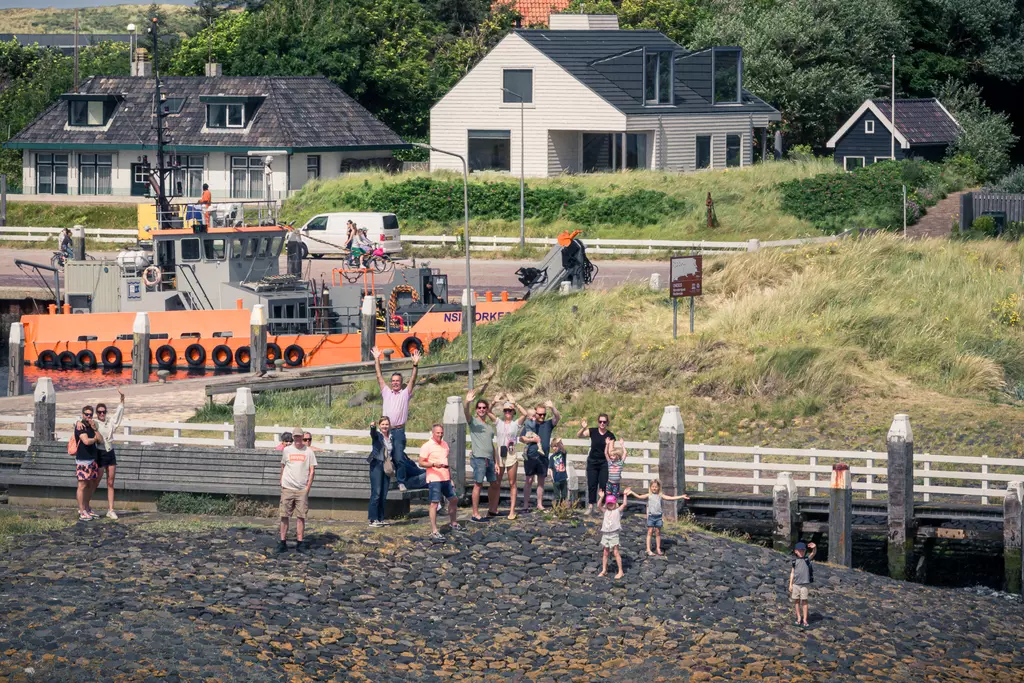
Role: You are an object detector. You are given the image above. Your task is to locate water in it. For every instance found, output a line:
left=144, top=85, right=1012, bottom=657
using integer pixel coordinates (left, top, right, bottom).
left=2, top=365, right=246, bottom=393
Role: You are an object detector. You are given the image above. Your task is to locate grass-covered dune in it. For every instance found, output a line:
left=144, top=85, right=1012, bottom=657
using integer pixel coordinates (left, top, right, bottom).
left=202, top=236, right=1024, bottom=457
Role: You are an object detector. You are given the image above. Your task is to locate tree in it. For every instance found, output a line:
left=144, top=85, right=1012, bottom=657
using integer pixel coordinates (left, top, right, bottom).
left=168, top=12, right=251, bottom=75
left=940, top=79, right=1019, bottom=181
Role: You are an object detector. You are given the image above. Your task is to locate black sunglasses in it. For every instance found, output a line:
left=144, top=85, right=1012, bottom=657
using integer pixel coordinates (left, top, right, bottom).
left=598, top=419, right=608, bottom=424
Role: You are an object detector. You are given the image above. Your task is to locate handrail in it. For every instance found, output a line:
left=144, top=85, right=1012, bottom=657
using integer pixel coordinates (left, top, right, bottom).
left=175, top=263, right=213, bottom=310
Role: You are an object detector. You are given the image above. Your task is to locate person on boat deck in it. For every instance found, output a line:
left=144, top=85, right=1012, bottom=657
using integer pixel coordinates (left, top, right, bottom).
left=199, top=184, right=212, bottom=230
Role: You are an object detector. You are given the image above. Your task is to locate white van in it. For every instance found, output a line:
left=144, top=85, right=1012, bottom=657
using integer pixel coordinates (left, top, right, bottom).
left=297, top=212, right=402, bottom=258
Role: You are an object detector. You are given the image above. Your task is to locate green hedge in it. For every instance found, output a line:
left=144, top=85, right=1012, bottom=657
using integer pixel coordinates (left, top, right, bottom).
left=337, top=177, right=684, bottom=226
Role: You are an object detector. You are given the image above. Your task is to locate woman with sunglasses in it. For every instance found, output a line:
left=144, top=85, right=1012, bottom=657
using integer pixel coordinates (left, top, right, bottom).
left=494, top=394, right=528, bottom=519
left=577, top=413, right=616, bottom=515
left=94, top=388, right=125, bottom=519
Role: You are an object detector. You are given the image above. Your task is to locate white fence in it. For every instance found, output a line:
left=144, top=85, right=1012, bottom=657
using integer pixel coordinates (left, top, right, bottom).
left=401, top=233, right=847, bottom=255
left=2, top=414, right=1022, bottom=503
left=0, top=226, right=137, bottom=244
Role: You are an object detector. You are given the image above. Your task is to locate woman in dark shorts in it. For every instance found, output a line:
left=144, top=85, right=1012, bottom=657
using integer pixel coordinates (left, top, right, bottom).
left=576, top=413, right=616, bottom=515
left=94, top=389, right=125, bottom=519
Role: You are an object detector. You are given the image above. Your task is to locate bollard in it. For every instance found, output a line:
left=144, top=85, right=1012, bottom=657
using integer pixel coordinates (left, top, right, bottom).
left=559, top=281, right=571, bottom=295
left=286, top=230, right=303, bottom=276
left=72, top=224, right=86, bottom=261
left=886, top=414, right=915, bottom=580
left=461, top=290, right=476, bottom=338
left=360, top=295, right=376, bottom=362
left=156, top=369, right=169, bottom=383
left=657, top=405, right=686, bottom=521
left=442, top=395, right=467, bottom=499
left=1004, top=481, right=1023, bottom=594
left=649, top=273, right=661, bottom=291
left=747, top=238, right=761, bottom=252
left=772, top=471, right=799, bottom=553
left=382, top=348, right=394, bottom=361
left=131, top=312, right=150, bottom=385
left=249, top=304, right=267, bottom=376
left=32, top=377, right=56, bottom=443
left=7, top=322, right=24, bottom=397
left=233, top=387, right=256, bottom=449
left=274, top=358, right=285, bottom=372
left=828, top=463, right=853, bottom=567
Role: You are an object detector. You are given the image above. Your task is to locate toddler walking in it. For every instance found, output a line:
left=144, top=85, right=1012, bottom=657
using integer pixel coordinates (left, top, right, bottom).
left=626, top=480, right=690, bottom=555
left=599, top=492, right=628, bottom=578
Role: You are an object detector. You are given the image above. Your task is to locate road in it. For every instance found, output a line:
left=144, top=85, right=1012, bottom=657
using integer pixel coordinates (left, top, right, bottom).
left=0, top=248, right=669, bottom=296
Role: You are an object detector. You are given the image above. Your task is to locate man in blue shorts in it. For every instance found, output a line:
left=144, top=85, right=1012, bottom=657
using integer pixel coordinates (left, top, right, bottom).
left=418, top=424, right=462, bottom=540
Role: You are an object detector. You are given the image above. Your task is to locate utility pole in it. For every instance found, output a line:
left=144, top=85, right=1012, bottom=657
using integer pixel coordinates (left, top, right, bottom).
left=890, top=55, right=896, bottom=161
left=73, top=9, right=79, bottom=93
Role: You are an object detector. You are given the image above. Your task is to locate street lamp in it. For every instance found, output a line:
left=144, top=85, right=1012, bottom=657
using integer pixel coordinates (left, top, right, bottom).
left=501, top=87, right=526, bottom=249
left=414, top=142, right=473, bottom=389
left=127, top=23, right=136, bottom=73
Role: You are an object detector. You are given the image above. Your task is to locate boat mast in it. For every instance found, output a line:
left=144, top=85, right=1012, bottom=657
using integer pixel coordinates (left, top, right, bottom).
left=150, top=16, right=171, bottom=228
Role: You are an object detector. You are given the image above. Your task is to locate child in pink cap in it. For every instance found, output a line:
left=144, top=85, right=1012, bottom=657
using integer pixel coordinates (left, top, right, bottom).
left=599, top=492, right=629, bottom=578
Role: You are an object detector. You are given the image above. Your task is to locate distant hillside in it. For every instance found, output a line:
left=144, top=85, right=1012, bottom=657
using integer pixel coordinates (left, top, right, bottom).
left=0, top=5, right=196, bottom=36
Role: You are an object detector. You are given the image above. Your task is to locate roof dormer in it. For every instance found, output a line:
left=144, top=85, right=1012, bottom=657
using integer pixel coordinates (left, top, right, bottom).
left=61, top=94, right=119, bottom=128
left=199, top=95, right=265, bottom=130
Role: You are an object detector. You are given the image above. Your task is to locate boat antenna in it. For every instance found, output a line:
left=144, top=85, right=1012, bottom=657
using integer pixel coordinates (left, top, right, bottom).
left=150, top=15, right=171, bottom=228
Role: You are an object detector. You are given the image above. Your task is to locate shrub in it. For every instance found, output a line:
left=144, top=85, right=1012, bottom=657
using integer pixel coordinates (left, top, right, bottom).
left=787, top=144, right=815, bottom=162
left=991, top=166, right=1024, bottom=194
left=971, top=215, right=998, bottom=236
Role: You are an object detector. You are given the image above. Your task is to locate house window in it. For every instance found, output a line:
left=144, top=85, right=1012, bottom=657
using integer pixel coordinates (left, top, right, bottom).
left=468, top=130, right=511, bottom=172
left=69, top=100, right=106, bottom=126
left=726, top=135, right=742, bottom=167
left=168, top=154, right=204, bottom=197
left=865, top=120, right=875, bottom=134
left=582, top=133, right=648, bottom=172
left=157, top=97, right=185, bottom=115
left=180, top=238, right=201, bottom=261
left=696, top=136, right=711, bottom=169
left=208, top=103, right=244, bottom=129
left=502, top=69, right=533, bottom=104
left=231, top=156, right=265, bottom=198
left=844, top=156, right=865, bottom=171
left=874, top=156, right=892, bottom=163
left=79, top=154, right=113, bottom=195
left=712, top=48, right=742, bottom=104
left=307, top=155, right=321, bottom=181
left=644, top=51, right=672, bottom=105
left=36, top=153, right=69, bottom=194
left=203, top=238, right=226, bottom=260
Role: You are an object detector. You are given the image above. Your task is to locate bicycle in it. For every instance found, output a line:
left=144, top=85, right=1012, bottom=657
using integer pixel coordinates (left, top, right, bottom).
left=51, top=248, right=70, bottom=269
left=366, top=251, right=395, bottom=275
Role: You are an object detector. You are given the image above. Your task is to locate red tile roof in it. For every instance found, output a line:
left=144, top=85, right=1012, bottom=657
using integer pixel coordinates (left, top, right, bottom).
left=497, top=0, right=572, bottom=26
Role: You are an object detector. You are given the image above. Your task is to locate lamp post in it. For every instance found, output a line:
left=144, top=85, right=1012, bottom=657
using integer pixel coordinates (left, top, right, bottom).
left=127, top=23, right=136, bottom=73
left=414, top=142, right=473, bottom=389
left=500, top=87, right=526, bottom=249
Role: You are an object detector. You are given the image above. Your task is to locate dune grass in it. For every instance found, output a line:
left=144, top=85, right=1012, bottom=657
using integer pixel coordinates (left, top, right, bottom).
left=4, top=201, right=138, bottom=229
left=281, top=159, right=839, bottom=242
left=230, top=235, right=1024, bottom=458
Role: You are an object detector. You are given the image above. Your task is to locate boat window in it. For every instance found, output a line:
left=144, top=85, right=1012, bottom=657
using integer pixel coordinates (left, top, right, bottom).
left=181, top=238, right=201, bottom=261
left=256, top=237, right=270, bottom=258
left=269, top=235, right=283, bottom=256
left=244, top=238, right=257, bottom=259
left=230, top=238, right=243, bottom=259
left=204, top=238, right=226, bottom=260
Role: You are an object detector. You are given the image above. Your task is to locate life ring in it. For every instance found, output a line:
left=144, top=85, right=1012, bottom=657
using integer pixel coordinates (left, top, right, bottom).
left=266, top=342, right=282, bottom=363
left=283, top=344, right=304, bottom=367
left=36, top=349, right=58, bottom=369
left=401, top=336, right=423, bottom=357
left=76, top=349, right=97, bottom=370
left=142, top=265, right=161, bottom=288
left=211, top=344, right=233, bottom=368
left=101, top=346, right=122, bottom=369
left=155, top=344, right=177, bottom=369
left=184, top=343, right=206, bottom=368
left=58, top=350, right=78, bottom=369
left=235, top=346, right=252, bottom=369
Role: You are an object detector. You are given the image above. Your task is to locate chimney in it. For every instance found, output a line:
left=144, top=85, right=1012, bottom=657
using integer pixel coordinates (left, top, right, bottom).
left=205, top=62, right=222, bottom=77
left=548, top=14, right=619, bottom=30
left=131, top=60, right=152, bottom=77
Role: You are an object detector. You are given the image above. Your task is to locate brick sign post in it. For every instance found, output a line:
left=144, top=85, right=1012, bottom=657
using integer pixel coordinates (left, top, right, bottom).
left=669, top=255, right=702, bottom=338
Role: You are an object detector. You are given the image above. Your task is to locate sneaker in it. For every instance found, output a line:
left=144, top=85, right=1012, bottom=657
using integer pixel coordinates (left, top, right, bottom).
left=450, top=523, right=465, bottom=532
left=105, top=510, right=119, bottom=520
left=87, top=510, right=101, bottom=520
left=295, top=541, right=307, bottom=553
left=398, top=483, right=408, bottom=492
left=430, top=531, right=444, bottom=541
left=470, top=516, right=487, bottom=524
left=274, top=540, right=288, bottom=554
left=78, top=513, right=92, bottom=522
left=377, top=520, right=392, bottom=527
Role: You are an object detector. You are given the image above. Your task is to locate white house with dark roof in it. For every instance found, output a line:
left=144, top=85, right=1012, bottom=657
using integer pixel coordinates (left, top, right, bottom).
left=826, top=98, right=961, bottom=170
left=5, top=75, right=408, bottom=199
left=429, top=14, right=781, bottom=177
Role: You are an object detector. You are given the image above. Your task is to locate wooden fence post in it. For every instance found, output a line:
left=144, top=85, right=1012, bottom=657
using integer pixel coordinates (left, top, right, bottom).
left=7, top=322, right=24, bottom=397
left=32, top=377, right=56, bottom=443
left=887, top=413, right=915, bottom=580
left=249, top=304, right=267, bottom=376
left=828, top=463, right=852, bottom=567
left=772, top=471, right=799, bottom=553
left=233, top=387, right=256, bottom=449
left=131, top=312, right=150, bottom=385
left=360, top=295, right=376, bottom=362
left=1004, top=480, right=1023, bottom=595
left=442, top=395, right=467, bottom=499
left=658, top=405, right=686, bottom=522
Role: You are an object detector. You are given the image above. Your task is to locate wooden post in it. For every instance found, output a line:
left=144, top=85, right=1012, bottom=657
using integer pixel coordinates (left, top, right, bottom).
left=886, top=413, right=915, bottom=580
left=442, top=395, right=467, bottom=499
left=131, top=312, right=150, bottom=384
left=772, top=471, right=799, bottom=553
left=7, top=322, right=24, bottom=397
left=32, top=377, right=56, bottom=443
left=461, top=289, right=476, bottom=338
left=828, top=463, right=852, bottom=568
left=249, top=304, right=267, bottom=376
left=1004, top=480, right=1023, bottom=594
left=360, top=295, right=376, bottom=362
left=286, top=230, right=302, bottom=276
left=658, top=405, right=686, bottom=522
left=72, top=224, right=86, bottom=261
left=233, top=387, right=256, bottom=449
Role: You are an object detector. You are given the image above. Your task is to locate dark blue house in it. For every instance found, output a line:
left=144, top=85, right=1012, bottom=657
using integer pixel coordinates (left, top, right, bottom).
left=826, top=98, right=960, bottom=170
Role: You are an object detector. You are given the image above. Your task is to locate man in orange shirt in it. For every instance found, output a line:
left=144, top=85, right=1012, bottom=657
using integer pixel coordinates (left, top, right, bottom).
left=419, top=423, right=461, bottom=540
left=199, top=183, right=212, bottom=230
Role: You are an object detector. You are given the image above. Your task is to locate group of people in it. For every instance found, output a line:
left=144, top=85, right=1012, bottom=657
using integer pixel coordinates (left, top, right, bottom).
left=344, top=219, right=380, bottom=269
left=69, top=390, right=125, bottom=521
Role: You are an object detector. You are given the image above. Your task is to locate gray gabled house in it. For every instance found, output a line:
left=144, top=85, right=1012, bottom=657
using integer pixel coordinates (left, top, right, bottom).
left=429, top=14, right=781, bottom=177
left=6, top=75, right=407, bottom=199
